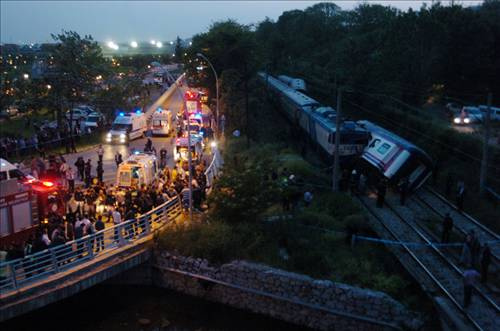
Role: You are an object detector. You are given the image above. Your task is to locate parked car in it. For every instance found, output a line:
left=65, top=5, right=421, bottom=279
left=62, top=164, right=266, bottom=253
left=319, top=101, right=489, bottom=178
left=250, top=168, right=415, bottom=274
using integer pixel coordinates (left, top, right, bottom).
left=453, top=106, right=483, bottom=125
left=478, top=105, right=500, bottom=121
left=84, top=111, right=106, bottom=131
left=65, top=105, right=95, bottom=121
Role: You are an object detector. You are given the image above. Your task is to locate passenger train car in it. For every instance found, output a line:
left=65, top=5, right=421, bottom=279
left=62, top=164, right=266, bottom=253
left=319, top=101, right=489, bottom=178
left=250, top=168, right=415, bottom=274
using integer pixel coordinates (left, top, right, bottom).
left=259, top=72, right=433, bottom=192
left=278, top=75, right=307, bottom=91
left=357, top=120, right=433, bottom=191
left=259, top=72, right=370, bottom=161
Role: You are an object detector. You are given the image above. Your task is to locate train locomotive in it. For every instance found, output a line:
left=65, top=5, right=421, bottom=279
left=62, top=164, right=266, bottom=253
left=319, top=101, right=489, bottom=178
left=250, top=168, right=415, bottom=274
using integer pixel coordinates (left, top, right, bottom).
left=259, top=72, right=370, bottom=162
left=259, top=72, right=433, bottom=191
left=357, top=121, right=433, bottom=191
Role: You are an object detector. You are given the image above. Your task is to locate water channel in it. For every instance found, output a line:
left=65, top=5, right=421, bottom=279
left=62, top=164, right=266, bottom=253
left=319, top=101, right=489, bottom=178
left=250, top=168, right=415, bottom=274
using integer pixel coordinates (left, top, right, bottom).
left=3, top=284, right=310, bottom=331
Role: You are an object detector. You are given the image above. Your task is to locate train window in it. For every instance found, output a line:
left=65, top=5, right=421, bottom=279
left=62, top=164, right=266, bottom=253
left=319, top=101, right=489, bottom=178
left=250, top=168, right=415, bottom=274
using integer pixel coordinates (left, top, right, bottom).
left=0, top=171, right=7, bottom=181
left=377, top=143, right=391, bottom=155
left=369, top=138, right=381, bottom=148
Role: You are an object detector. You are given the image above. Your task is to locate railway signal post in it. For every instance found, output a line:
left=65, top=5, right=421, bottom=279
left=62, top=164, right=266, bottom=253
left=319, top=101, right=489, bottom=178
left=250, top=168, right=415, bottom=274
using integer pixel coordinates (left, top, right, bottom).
left=333, top=88, right=342, bottom=192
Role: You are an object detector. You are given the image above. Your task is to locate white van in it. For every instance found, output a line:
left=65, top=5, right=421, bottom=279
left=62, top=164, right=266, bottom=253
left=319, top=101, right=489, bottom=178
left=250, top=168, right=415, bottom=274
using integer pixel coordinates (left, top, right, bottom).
left=151, top=108, right=173, bottom=136
left=116, top=152, right=158, bottom=188
left=0, top=158, right=33, bottom=182
left=84, top=111, right=105, bottom=131
left=106, top=111, right=147, bottom=144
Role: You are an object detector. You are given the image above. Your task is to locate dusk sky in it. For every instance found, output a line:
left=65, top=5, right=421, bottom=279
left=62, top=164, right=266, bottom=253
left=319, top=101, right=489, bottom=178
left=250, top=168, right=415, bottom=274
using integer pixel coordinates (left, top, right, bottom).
left=1, top=1, right=481, bottom=44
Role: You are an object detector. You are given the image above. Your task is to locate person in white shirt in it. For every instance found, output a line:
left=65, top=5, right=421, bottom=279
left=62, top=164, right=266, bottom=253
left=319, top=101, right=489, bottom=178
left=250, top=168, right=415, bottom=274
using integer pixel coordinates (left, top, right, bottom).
left=41, top=228, right=51, bottom=246
left=97, top=144, right=104, bottom=163
left=112, top=208, right=122, bottom=243
left=66, top=166, right=75, bottom=192
left=59, top=161, right=69, bottom=188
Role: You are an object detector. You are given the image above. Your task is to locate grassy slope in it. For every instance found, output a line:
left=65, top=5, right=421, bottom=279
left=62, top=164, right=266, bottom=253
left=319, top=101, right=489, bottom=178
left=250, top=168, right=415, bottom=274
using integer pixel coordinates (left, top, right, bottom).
left=157, top=83, right=436, bottom=318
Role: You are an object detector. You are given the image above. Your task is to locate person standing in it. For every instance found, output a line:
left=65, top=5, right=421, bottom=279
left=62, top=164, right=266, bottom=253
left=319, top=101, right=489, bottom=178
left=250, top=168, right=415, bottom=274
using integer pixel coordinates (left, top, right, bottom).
left=75, top=157, right=85, bottom=181
left=441, top=213, right=453, bottom=243
left=112, top=208, right=122, bottom=244
left=66, top=166, right=75, bottom=193
left=376, top=178, right=387, bottom=208
left=97, top=144, right=104, bottom=163
left=59, top=160, right=69, bottom=188
left=96, top=161, right=104, bottom=184
left=84, top=159, right=92, bottom=188
left=463, top=268, right=480, bottom=308
left=480, top=244, right=491, bottom=284
left=115, top=151, right=122, bottom=168
left=95, top=215, right=105, bottom=252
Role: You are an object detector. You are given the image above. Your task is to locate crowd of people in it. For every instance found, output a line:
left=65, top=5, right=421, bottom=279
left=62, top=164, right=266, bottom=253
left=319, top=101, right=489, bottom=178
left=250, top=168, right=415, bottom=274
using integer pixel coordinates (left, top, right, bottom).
left=1, top=137, right=213, bottom=275
left=0, top=118, right=93, bottom=158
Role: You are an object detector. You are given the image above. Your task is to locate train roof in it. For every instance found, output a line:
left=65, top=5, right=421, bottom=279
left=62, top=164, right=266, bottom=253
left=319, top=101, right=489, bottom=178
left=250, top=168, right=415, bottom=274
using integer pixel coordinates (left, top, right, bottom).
left=357, top=120, right=432, bottom=161
left=262, top=73, right=319, bottom=107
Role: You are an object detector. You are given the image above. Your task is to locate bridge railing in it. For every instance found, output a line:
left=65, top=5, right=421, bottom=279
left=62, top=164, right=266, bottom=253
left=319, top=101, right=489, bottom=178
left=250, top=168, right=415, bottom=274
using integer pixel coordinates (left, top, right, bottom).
left=0, top=196, right=182, bottom=294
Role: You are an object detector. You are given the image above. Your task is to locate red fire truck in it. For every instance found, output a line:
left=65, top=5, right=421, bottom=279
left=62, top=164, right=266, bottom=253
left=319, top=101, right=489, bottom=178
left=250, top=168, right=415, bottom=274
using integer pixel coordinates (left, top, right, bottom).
left=0, top=178, right=65, bottom=245
left=184, top=90, right=202, bottom=115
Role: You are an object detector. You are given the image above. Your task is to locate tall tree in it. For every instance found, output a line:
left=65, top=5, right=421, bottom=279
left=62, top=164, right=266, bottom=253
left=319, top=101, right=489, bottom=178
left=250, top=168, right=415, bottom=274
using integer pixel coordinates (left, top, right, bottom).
left=174, top=36, right=184, bottom=60
left=49, top=31, right=107, bottom=135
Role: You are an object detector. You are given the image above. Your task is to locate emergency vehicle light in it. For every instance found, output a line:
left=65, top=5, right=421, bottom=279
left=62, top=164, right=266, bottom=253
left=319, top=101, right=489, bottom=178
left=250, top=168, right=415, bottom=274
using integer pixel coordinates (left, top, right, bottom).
left=119, top=112, right=125, bottom=116
left=42, top=181, right=54, bottom=187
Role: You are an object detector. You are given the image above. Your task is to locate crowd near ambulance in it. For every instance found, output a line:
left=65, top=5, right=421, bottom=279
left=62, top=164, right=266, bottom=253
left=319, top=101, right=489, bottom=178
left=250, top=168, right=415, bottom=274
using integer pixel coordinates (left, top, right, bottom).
left=0, top=84, right=218, bottom=262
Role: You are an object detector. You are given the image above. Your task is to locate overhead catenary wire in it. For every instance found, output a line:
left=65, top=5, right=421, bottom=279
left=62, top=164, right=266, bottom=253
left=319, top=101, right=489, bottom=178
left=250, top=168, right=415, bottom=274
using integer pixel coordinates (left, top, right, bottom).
left=343, top=96, right=500, bottom=174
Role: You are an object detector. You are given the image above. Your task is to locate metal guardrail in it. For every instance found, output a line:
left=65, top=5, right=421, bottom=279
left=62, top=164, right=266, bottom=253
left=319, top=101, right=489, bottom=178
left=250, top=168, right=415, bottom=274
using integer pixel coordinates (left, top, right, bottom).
left=204, top=146, right=222, bottom=191
left=0, top=196, right=182, bottom=294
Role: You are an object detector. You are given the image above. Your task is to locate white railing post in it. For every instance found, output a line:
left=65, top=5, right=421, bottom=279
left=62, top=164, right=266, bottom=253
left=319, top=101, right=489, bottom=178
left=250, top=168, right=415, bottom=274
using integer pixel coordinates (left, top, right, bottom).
left=86, top=237, right=94, bottom=258
left=10, top=264, right=18, bottom=289
left=50, top=249, right=59, bottom=273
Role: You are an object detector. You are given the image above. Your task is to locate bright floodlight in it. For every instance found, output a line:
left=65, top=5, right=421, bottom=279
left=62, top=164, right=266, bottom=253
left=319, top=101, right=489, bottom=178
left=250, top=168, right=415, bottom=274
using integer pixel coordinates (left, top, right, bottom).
left=169, top=41, right=174, bottom=45
left=210, top=141, right=217, bottom=148
left=46, top=84, right=52, bottom=89
left=150, top=40, right=156, bottom=45
left=107, top=41, right=119, bottom=50
left=156, top=41, right=163, bottom=48
left=189, top=41, right=192, bottom=46
left=130, top=41, right=138, bottom=48
left=23, top=73, right=29, bottom=79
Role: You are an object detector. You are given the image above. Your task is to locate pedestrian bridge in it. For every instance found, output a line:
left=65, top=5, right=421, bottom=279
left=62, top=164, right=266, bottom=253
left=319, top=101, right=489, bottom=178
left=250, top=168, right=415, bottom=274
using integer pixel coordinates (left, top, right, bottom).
left=0, top=196, right=183, bottom=321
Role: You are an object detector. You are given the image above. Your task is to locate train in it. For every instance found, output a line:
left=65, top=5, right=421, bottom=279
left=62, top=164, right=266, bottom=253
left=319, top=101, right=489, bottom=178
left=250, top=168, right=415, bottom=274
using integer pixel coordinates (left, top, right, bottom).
left=259, top=72, right=433, bottom=191
left=259, top=72, right=370, bottom=162
left=356, top=121, right=433, bottom=191
left=278, top=75, right=307, bottom=91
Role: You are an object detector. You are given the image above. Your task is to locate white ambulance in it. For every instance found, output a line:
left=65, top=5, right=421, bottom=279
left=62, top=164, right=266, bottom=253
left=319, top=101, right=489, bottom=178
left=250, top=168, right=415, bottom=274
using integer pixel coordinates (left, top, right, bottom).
left=106, top=110, right=147, bottom=144
left=151, top=107, right=173, bottom=136
left=116, top=152, right=158, bottom=188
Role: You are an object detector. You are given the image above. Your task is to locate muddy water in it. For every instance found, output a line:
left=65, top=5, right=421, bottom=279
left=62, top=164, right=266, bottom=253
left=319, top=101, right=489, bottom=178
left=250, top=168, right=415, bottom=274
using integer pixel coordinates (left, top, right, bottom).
left=3, top=285, right=310, bottom=331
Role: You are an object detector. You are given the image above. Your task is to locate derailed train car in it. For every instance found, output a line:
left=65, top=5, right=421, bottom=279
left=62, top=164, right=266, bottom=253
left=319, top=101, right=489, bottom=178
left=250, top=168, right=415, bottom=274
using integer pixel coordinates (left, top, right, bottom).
left=259, top=72, right=433, bottom=191
left=357, top=121, right=433, bottom=191
left=259, top=72, right=370, bottom=162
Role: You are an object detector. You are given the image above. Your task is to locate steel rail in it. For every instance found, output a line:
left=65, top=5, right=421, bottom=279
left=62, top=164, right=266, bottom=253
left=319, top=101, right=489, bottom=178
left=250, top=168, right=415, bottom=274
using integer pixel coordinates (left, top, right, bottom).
left=382, top=198, right=500, bottom=315
left=356, top=196, right=485, bottom=331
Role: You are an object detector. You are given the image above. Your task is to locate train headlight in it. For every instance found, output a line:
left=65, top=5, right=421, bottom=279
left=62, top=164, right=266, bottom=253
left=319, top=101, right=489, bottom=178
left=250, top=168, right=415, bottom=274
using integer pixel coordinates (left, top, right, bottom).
left=453, top=118, right=461, bottom=124
left=464, top=118, right=470, bottom=124
left=107, top=133, right=112, bottom=138
left=120, top=133, right=126, bottom=139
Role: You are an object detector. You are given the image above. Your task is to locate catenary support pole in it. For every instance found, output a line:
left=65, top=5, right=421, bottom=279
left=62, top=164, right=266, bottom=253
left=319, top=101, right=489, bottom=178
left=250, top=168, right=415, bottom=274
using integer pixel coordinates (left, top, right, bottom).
left=480, top=92, right=492, bottom=196
left=333, top=88, right=342, bottom=192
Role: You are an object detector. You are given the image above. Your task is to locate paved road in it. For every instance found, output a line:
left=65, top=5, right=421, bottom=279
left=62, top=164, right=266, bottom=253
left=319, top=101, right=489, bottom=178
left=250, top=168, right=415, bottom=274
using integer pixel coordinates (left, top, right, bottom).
left=64, top=86, right=186, bottom=185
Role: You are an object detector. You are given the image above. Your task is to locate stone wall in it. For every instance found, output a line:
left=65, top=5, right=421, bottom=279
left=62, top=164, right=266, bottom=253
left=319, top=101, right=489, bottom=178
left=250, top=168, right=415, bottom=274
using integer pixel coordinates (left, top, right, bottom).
left=152, top=251, right=423, bottom=331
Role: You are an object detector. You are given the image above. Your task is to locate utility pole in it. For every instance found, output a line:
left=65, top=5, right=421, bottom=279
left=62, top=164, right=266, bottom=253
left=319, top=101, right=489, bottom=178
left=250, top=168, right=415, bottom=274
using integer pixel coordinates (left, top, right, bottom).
left=480, top=92, right=492, bottom=196
left=333, top=88, right=342, bottom=191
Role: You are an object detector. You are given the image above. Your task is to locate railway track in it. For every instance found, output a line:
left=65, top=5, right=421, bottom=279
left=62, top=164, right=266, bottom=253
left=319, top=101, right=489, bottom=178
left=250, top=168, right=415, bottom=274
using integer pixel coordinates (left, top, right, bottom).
left=415, top=187, right=500, bottom=264
left=357, top=193, right=500, bottom=331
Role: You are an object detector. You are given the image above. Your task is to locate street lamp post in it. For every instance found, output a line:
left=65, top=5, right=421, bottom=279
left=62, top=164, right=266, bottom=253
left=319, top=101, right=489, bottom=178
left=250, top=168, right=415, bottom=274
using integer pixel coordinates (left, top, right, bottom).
left=196, top=53, right=219, bottom=137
